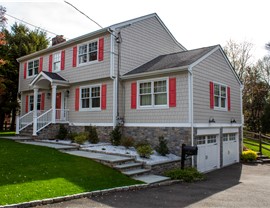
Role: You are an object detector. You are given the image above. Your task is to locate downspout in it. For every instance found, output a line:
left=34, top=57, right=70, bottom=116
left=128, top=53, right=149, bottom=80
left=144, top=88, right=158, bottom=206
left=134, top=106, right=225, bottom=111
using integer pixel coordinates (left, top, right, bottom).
left=240, top=84, right=244, bottom=152
left=188, top=67, right=194, bottom=166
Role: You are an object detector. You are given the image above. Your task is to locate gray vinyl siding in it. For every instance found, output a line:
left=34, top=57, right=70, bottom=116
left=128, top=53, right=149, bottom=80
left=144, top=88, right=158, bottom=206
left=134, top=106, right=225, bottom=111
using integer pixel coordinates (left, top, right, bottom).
left=124, top=72, right=189, bottom=124
left=68, top=79, right=113, bottom=124
left=193, top=49, right=242, bottom=124
left=115, top=16, right=184, bottom=76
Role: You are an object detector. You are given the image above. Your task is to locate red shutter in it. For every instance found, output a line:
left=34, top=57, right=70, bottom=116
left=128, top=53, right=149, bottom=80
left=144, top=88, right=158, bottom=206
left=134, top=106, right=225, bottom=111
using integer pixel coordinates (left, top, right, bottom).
left=98, top=37, right=104, bottom=61
left=169, top=77, right=176, bottom=107
left=61, top=50, right=65, bottom=70
left=49, top=54, right=53, bottom=72
left=75, top=88, right=80, bottom=111
left=72, top=46, right=77, bottom=67
left=39, top=57, right=43, bottom=72
left=41, top=93, right=45, bottom=110
left=227, top=86, right=231, bottom=111
left=24, top=62, right=27, bottom=79
left=25, top=95, right=29, bottom=113
left=131, top=82, right=137, bottom=109
left=101, top=84, right=107, bottom=110
left=210, top=81, right=214, bottom=109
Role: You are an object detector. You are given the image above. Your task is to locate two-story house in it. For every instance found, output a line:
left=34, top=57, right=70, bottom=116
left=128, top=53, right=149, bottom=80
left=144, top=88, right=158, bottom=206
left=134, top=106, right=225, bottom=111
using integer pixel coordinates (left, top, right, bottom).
left=16, top=13, right=243, bottom=172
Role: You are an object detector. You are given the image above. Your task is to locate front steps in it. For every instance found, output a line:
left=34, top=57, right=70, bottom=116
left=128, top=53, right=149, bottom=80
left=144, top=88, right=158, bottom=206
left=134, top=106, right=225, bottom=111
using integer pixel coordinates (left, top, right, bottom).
left=257, top=153, right=270, bottom=163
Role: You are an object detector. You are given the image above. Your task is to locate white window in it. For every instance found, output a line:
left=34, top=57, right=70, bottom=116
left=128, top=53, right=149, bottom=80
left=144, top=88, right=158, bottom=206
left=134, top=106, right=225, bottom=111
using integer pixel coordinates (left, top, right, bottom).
left=29, top=94, right=41, bottom=111
left=223, top=133, right=236, bottom=142
left=78, top=40, right=98, bottom=64
left=53, top=52, right=61, bottom=72
left=80, top=85, right=101, bottom=110
left=196, top=135, right=217, bottom=145
left=138, top=79, right=168, bottom=108
left=28, top=59, right=39, bottom=77
left=214, top=83, right=227, bottom=109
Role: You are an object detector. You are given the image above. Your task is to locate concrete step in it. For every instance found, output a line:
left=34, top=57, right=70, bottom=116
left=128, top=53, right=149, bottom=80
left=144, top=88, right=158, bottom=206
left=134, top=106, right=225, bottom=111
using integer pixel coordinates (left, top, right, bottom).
left=257, top=155, right=269, bottom=159
left=122, top=168, right=151, bottom=177
left=261, top=158, right=270, bottom=163
left=132, top=174, right=171, bottom=184
left=114, top=162, right=143, bottom=171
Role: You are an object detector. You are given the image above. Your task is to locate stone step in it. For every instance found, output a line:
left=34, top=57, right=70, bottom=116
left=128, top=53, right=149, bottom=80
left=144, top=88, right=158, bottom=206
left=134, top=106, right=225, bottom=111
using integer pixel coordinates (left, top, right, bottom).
left=122, top=168, right=151, bottom=177
left=114, top=162, right=143, bottom=171
left=257, top=155, right=269, bottom=159
left=132, top=174, right=171, bottom=184
left=261, top=158, right=270, bottom=163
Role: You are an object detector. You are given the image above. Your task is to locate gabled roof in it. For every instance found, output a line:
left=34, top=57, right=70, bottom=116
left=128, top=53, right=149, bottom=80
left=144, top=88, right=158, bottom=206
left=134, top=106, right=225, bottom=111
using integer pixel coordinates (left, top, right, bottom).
left=29, top=71, right=69, bottom=88
left=17, top=13, right=185, bottom=62
left=124, top=45, right=218, bottom=76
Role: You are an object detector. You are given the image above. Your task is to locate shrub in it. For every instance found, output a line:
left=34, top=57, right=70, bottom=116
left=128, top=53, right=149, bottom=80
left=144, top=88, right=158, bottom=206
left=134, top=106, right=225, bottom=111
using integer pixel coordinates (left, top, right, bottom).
left=85, top=125, right=99, bottom=144
left=136, top=144, right=153, bottom=158
left=110, top=125, right=122, bottom=146
left=121, top=136, right=135, bottom=149
left=135, top=140, right=150, bottom=149
left=56, top=124, right=68, bottom=140
left=67, top=131, right=78, bottom=142
left=74, top=132, right=88, bottom=144
left=165, top=167, right=205, bottom=182
left=156, top=136, right=169, bottom=156
left=241, top=150, right=257, bottom=162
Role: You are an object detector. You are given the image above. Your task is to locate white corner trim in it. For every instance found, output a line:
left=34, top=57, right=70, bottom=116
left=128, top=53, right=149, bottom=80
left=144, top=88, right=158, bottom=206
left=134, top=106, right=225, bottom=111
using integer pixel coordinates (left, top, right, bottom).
left=124, top=123, right=191, bottom=127
left=70, top=122, right=113, bottom=127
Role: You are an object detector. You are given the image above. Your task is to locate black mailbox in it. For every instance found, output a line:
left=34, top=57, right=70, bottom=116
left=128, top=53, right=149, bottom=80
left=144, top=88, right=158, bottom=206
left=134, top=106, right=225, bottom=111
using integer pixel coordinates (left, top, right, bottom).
left=183, top=145, right=198, bottom=156
left=181, top=144, right=198, bottom=169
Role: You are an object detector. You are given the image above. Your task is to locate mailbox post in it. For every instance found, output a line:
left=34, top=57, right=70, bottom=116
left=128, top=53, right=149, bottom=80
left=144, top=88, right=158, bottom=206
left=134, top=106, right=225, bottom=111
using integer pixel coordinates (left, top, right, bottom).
left=181, top=144, right=198, bottom=169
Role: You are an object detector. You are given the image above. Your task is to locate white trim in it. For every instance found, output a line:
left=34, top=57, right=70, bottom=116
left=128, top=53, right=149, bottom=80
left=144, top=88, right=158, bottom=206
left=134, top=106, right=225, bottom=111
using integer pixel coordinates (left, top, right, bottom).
left=194, top=123, right=242, bottom=128
left=124, top=123, right=191, bottom=127
left=197, top=128, right=220, bottom=136
left=223, top=127, right=239, bottom=134
left=29, top=71, right=69, bottom=87
left=26, top=58, right=40, bottom=79
left=79, top=84, right=102, bottom=111
left=70, top=122, right=113, bottom=127
left=52, top=51, right=61, bottom=73
left=213, top=82, right=228, bottom=111
left=77, top=38, right=99, bottom=66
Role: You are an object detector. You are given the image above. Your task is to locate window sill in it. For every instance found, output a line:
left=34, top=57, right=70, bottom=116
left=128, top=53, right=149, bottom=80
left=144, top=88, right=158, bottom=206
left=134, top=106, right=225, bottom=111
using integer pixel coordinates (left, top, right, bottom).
left=77, top=60, right=98, bottom=67
left=137, top=105, right=169, bottom=110
left=79, top=108, right=101, bottom=112
left=214, top=107, right=228, bottom=112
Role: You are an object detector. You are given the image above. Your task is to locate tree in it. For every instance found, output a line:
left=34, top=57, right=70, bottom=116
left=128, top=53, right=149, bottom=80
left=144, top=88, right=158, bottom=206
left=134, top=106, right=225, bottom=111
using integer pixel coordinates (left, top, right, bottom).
left=256, top=55, right=270, bottom=88
left=0, top=22, right=49, bottom=130
left=223, top=39, right=254, bottom=82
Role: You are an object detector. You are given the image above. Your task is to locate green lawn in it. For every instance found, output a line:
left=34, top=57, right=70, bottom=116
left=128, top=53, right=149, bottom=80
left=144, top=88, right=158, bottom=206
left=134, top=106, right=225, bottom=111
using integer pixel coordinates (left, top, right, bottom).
left=0, top=138, right=142, bottom=205
left=243, top=138, right=270, bottom=157
left=0, top=131, right=15, bottom=136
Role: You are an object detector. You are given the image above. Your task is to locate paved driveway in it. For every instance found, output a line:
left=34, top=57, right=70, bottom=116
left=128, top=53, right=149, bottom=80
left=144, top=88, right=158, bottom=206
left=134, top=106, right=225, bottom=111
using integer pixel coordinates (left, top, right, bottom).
left=37, top=163, right=270, bottom=208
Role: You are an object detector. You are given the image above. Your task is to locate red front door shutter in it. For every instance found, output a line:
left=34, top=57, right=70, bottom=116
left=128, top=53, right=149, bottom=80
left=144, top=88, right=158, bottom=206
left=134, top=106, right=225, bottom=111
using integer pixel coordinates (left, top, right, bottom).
left=227, top=86, right=231, bottom=111
left=98, top=37, right=104, bottom=61
left=39, top=57, right=43, bottom=72
left=49, top=54, right=53, bottom=72
left=75, top=88, right=80, bottom=111
left=101, top=84, right=107, bottom=110
left=61, top=50, right=65, bottom=70
left=41, top=93, right=45, bottom=110
left=169, top=77, right=176, bottom=107
left=131, top=82, right=137, bottom=109
left=25, top=95, right=29, bottom=113
left=210, top=81, right=214, bottom=109
left=24, top=62, right=27, bottom=79
left=72, top=46, right=77, bottom=67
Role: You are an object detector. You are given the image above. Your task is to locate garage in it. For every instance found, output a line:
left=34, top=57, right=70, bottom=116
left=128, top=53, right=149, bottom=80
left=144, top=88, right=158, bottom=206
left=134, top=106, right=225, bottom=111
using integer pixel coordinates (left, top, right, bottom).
left=195, top=128, right=220, bottom=173
left=222, top=128, right=239, bottom=166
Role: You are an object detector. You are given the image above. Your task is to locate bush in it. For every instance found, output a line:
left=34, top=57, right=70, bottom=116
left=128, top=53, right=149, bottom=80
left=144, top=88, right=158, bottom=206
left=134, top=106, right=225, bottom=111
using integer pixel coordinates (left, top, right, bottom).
left=135, top=140, right=150, bottom=149
left=56, top=124, right=68, bottom=140
left=136, top=144, right=153, bottom=158
left=85, top=125, right=99, bottom=144
left=67, top=131, right=78, bottom=142
left=241, top=150, right=257, bottom=162
left=110, top=125, right=122, bottom=146
left=165, top=167, right=205, bottom=182
left=74, top=132, right=88, bottom=144
left=121, top=136, right=135, bottom=149
left=156, top=136, right=169, bottom=156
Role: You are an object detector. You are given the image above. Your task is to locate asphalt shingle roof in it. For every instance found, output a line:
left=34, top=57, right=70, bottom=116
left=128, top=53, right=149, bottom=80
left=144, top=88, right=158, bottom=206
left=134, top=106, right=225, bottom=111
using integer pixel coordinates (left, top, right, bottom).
left=43, top=71, right=66, bottom=81
left=124, top=45, right=218, bottom=76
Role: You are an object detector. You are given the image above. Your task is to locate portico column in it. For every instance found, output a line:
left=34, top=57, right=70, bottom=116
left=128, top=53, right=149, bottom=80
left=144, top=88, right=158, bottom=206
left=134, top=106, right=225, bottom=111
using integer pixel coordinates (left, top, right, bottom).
left=51, top=85, right=57, bottom=124
left=32, top=87, right=39, bottom=136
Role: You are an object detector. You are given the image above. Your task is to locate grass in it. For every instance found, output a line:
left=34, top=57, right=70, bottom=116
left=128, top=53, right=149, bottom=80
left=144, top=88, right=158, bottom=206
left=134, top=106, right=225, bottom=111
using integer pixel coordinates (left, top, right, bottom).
left=0, top=138, right=142, bottom=205
left=243, top=138, right=270, bottom=157
left=0, top=131, right=15, bottom=136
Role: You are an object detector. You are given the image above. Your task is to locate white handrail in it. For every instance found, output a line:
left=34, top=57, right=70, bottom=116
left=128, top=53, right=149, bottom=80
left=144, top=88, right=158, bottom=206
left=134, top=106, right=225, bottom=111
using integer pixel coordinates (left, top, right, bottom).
left=37, top=108, right=52, bottom=133
left=18, top=111, right=33, bottom=132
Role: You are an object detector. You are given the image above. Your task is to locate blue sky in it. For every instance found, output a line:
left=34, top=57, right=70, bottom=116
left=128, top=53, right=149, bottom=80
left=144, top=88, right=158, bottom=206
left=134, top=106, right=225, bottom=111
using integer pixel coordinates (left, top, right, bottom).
left=1, top=0, right=269, bottom=60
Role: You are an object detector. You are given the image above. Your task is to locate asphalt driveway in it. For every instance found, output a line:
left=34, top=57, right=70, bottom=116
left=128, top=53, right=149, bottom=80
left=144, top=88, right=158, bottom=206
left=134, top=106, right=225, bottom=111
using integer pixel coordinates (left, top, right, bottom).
left=37, top=163, right=270, bottom=208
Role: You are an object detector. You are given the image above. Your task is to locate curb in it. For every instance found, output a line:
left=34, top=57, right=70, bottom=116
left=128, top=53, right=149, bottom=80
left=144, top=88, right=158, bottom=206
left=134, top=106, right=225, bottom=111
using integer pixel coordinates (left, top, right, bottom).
left=0, top=180, right=180, bottom=208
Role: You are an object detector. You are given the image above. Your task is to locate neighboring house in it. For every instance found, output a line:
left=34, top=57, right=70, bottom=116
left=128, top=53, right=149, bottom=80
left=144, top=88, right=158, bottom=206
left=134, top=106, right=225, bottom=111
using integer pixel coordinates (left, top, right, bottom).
left=16, top=13, right=243, bottom=173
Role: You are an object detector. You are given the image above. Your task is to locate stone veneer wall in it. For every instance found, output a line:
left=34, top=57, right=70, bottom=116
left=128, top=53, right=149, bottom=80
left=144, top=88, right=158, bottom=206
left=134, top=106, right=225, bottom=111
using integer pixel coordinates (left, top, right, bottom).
left=123, top=126, right=192, bottom=156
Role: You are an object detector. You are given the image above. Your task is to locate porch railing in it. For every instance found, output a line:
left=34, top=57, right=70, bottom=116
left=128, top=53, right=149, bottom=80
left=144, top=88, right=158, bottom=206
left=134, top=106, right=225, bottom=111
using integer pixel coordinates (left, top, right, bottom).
left=37, top=108, right=52, bottom=133
left=55, top=109, right=69, bottom=122
left=17, top=111, right=33, bottom=132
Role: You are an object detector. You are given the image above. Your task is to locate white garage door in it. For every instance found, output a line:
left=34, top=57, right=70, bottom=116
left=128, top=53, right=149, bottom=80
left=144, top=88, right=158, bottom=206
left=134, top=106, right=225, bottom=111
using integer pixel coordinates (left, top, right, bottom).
left=223, top=133, right=239, bottom=166
left=196, top=135, right=220, bottom=173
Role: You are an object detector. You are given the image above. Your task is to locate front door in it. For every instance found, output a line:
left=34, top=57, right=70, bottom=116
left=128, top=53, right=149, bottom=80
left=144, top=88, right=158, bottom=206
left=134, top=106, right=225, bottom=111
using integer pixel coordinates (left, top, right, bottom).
left=56, top=92, right=61, bottom=120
